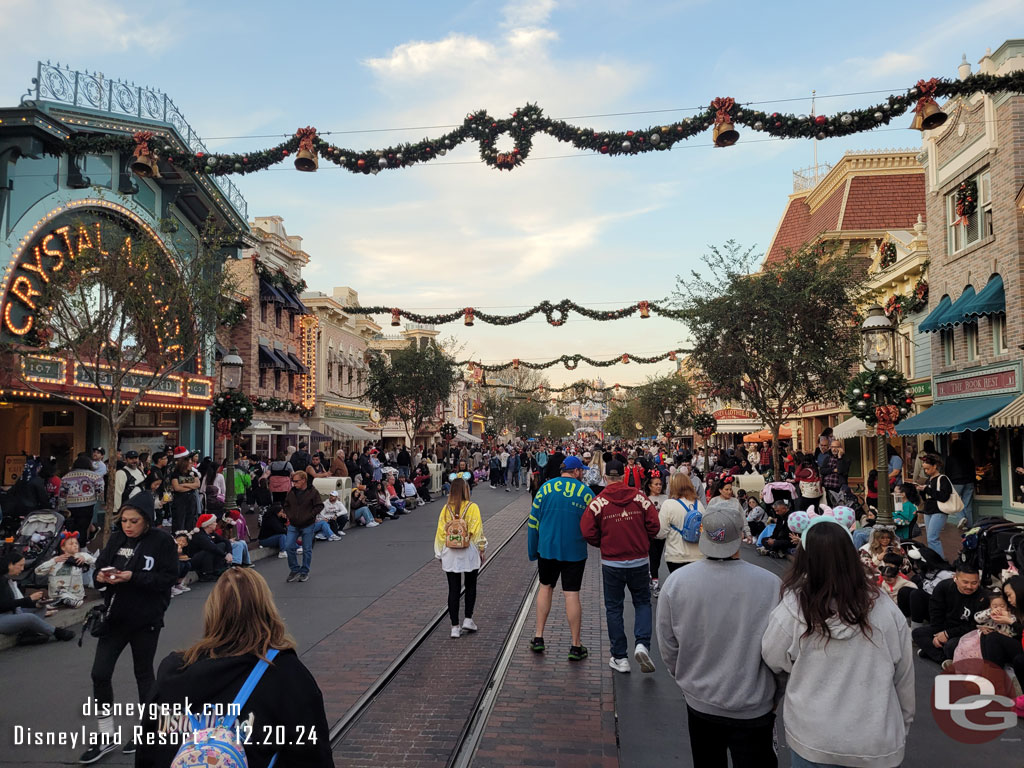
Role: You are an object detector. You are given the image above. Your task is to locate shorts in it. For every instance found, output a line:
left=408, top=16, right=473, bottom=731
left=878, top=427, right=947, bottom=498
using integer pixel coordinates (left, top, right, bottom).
left=537, top=557, right=586, bottom=592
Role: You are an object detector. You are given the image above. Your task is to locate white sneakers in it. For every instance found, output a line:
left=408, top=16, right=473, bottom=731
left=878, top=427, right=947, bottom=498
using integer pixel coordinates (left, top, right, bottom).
left=609, top=657, right=631, bottom=673
left=329, top=535, right=343, bottom=541
left=634, top=643, right=656, bottom=673
left=366, top=521, right=380, bottom=528
left=277, top=551, right=288, bottom=559
left=462, top=618, right=478, bottom=632
left=451, top=626, right=461, bottom=638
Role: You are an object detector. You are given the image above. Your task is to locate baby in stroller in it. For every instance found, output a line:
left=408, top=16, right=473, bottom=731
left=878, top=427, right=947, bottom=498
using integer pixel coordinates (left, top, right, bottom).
left=35, top=531, right=95, bottom=609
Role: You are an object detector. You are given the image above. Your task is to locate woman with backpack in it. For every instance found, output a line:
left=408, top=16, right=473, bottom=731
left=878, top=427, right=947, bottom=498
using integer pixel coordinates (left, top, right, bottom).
left=267, top=451, right=295, bottom=504
left=656, top=473, right=705, bottom=574
left=136, top=567, right=333, bottom=768
left=434, top=476, right=487, bottom=638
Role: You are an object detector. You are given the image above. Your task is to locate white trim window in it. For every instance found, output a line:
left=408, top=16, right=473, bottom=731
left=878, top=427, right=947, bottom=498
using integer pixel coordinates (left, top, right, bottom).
left=992, top=313, right=1008, bottom=355
left=941, top=328, right=956, bottom=366
left=946, top=169, right=992, bottom=254
left=965, top=322, right=978, bottom=361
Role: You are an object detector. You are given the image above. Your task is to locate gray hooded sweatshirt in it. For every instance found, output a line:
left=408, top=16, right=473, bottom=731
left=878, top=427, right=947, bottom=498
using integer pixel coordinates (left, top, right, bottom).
left=761, top=590, right=915, bottom=767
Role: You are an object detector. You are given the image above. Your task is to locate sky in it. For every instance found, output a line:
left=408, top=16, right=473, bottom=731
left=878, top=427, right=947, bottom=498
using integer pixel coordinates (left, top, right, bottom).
left=1, top=0, right=1021, bottom=386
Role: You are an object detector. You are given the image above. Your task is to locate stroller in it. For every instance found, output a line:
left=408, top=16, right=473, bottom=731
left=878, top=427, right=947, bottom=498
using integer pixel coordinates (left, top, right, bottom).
left=9, top=509, right=65, bottom=587
left=761, top=481, right=797, bottom=507
left=958, top=516, right=1024, bottom=586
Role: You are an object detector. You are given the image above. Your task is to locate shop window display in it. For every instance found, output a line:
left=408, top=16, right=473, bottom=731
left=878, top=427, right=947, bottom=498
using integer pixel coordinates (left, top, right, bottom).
left=970, top=429, right=1002, bottom=497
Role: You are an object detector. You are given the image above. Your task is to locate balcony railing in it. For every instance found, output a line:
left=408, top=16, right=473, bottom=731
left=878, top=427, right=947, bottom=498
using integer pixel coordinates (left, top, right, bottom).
left=24, top=61, right=248, bottom=220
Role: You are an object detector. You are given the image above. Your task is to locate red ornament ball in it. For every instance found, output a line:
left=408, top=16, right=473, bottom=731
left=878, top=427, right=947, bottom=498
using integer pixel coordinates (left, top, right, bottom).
left=282, top=150, right=289, bottom=156
left=905, top=398, right=913, bottom=404
left=356, top=158, right=366, bottom=168
left=863, top=393, right=871, bottom=399
left=195, top=152, right=204, bottom=158
left=626, top=130, right=634, bottom=137
left=815, top=115, right=827, bottom=125
left=600, top=145, right=609, bottom=153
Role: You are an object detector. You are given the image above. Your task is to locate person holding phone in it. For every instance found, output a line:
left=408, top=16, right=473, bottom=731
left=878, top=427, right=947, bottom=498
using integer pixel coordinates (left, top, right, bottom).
left=0, top=550, right=75, bottom=643
left=80, top=493, right=178, bottom=764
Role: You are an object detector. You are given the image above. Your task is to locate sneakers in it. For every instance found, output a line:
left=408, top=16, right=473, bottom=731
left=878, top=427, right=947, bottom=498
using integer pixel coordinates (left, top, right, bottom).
left=122, top=739, right=136, bottom=754
left=450, top=626, right=461, bottom=639
left=609, top=657, right=631, bottom=673
left=298, top=573, right=309, bottom=583
left=462, top=618, right=478, bottom=632
left=278, top=551, right=288, bottom=558
left=79, top=743, right=117, bottom=764
left=529, top=636, right=545, bottom=653
left=336, top=530, right=346, bottom=536
left=366, top=521, right=380, bottom=528
left=634, top=643, right=656, bottom=673
left=286, top=572, right=300, bottom=583
left=489, top=484, right=496, bottom=489
left=296, top=547, right=303, bottom=554
left=568, top=645, right=589, bottom=661
left=329, top=535, right=343, bottom=541
left=505, top=487, right=510, bottom=492
left=957, top=517, right=969, bottom=531
left=315, top=534, right=329, bottom=541
left=941, top=659, right=955, bottom=672
left=170, top=585, right=186, bottom=597
left=757, top=546, right=770, bottom=556
left=54, top=627, right=75, bottom=642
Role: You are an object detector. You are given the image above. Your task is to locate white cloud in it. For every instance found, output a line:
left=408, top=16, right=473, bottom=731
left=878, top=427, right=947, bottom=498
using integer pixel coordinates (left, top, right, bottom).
left=502, top=0, right=557, bottom=27
left=364, top=35, right=496, bottom=78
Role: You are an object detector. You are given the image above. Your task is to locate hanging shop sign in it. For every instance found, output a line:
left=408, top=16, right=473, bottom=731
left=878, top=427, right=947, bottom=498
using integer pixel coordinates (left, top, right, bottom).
left=908, top=380, right=932, bottom=398
left=934, top=363, right=1021, bottom=400
left=300, top=314, right=318, bottom=410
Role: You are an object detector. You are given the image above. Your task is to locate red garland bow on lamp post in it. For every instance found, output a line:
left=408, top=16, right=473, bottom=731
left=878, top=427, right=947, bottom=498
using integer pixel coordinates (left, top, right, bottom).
left=710, top=97, right=739, bottom=147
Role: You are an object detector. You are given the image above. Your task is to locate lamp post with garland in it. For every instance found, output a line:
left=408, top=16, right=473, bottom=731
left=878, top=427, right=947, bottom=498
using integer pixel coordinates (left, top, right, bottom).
left=849, top=306, right=914, bottom=528
left=218, top=348, right=245, bottom=516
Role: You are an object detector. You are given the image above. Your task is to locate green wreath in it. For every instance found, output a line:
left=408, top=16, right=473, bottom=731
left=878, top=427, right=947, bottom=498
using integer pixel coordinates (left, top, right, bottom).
left=210, top=389, right=253, bottom=435
left=845, top=368, right=914, bottom=427
left=439, top=422, right=458, bottom=440
left=955, top=179, right=977, bottom=222
left=692, top=413, right=717, bottom=437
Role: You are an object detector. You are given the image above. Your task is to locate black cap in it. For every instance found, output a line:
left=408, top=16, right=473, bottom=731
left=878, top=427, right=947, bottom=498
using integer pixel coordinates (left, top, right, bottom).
left=92, top=447, right=105, bottom=454
left=124, top=450, right=139, bottom=459
left=119, top=491, right=155, bottom=524
left=605, top=459, right=625, bottom=478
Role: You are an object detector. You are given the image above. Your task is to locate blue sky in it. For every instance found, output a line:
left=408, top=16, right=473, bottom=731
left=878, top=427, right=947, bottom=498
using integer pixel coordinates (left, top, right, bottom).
left=1, top=0, right=1021, bottom=385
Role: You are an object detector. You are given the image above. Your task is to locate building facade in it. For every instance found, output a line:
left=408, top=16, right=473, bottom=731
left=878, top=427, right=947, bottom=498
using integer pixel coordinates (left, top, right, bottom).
left=302, top=286, right=378, bottom=451
left=0, top=63, right=245, bottom=474
left=897, top=41, right=1024, bottom=521
left=220, top=216, right=314, bottom=460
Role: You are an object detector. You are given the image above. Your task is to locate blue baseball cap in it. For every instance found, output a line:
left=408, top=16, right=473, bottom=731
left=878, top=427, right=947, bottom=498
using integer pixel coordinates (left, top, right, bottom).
left=561, top=456, right=586, bottom=471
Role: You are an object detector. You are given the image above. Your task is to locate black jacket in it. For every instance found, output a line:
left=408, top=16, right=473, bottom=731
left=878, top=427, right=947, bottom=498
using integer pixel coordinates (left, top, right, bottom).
left=927, top=578, right=987, bottom=639
left=397, top=448, right=411, bottom=467
left=0, top=576, right=37, bottom=614
left=188, top=529, right=230, bottom=558
left=258, top=510, right=287, bottom=539
left=922, top=473, right=954, bottom=516
left=290, top=450, right=311, bottom=473
left=945, top=453, right=976, bottom=485
left=136, top=648, right=334, bottom=768
left=94, top=525, right=177, bottom=632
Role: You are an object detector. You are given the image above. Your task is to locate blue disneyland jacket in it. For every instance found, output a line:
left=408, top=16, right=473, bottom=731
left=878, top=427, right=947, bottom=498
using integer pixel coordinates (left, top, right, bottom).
left=528, top=476, right=594, bottom=563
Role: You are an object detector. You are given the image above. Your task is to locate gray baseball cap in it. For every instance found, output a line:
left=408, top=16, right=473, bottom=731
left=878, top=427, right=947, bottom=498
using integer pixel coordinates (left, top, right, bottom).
left=698, top=506, right=742, bottom=558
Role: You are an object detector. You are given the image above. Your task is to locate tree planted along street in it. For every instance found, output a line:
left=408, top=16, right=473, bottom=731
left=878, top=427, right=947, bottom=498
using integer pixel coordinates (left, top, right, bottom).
left=674, top=240, right=865, bottom=470
left=537, top=414, right=576, bottom=440
left=365, top=343, right=460, bottom=446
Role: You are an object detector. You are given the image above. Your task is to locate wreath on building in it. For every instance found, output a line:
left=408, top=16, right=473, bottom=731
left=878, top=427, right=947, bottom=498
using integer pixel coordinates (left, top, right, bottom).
left=211, top=389, right=253, bottom=437
left=439, top=422, right=458, bottom=440
left=883, top=279, right=929, bottom=319
left=879, top=241, right=897, bottom=269
left=955, top=179, right=977, bottom=225
left=692, top=413, right=717, bottom=438
left=846, top=368, right=914, bottom=434
left=220, top=297, right=251, bottom=328
left=254, top=259, right=308, bottom=296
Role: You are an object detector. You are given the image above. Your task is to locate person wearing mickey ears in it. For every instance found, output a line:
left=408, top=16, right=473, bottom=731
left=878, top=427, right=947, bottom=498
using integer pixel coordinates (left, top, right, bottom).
left=761, top=516, right=915, bottom=768
left=81, top=492, right=178, bottom=764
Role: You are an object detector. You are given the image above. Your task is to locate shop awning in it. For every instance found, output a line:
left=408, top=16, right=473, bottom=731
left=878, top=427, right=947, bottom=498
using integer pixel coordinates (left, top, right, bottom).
left=287, top=352, right=309, bottom=375
left=272, top=348, right=299, bottom=372
left=918, top=295, right=953, bottom=333
left=325, top=419, right=377, bottom=440
left=962, top=274, right=1005, bottom=320
left=258, top=344, right=279, bottom=369
left=989, top=391, right=1024, bottom=428
left=259, top=278, right=288, bottom=304
left=281, top=289, right=306, bottom=314
left=456, top=430, right=483, bottom=444
left=895, top=394, right=1016, bottom=435
left=944, top=286, right=977, bottom=327
left=833, top=416, right=871, bottom=439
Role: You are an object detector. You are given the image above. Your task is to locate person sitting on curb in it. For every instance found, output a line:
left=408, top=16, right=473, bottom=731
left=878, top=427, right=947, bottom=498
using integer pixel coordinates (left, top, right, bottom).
left=319, top=491, right=348, bottom=536
left=189, top=514, right=233, bottom=580
left=35, top=531, right=95, bottom=609
left=0, top=549, right=75, bottom=643
left=257, top=503, right=290, bottom=558
left=911, top=562, right=985, bottom=665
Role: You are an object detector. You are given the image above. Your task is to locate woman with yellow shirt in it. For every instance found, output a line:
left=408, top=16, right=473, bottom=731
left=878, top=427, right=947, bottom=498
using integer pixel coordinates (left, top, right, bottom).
left=434, top=475, right=488, bottom=638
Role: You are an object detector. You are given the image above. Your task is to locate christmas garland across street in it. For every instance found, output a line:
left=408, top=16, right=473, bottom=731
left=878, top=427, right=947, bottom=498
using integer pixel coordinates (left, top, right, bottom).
left=62, top=72, right=1024, bottom=177
left=476, top=380, right=637, bottom=393
left=460, top=349, right=685, bottom=371
left=350, top=299, right=681, bottom=327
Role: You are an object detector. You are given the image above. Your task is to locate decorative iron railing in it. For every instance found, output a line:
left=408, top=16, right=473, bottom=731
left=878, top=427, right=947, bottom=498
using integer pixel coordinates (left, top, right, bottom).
left=24, top=61, right=248, bottom=219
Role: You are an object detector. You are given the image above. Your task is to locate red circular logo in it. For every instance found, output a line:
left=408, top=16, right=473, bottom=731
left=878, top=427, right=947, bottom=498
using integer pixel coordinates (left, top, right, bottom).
left=931, top=658, right=1017, bottom=744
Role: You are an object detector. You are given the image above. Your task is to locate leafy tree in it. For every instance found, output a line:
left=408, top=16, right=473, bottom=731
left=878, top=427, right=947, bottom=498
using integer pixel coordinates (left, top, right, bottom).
left=474, top=367, right=549, bottom=433
left=538, top=414, right=576, bottom=440
left=603, top=401, right=643, bottom=438
left=365, top=343, right=459, bottom=445
left=631, top=375, right=695, bottom=433
left=674, top=240, right=864, bottom=470
left=4, top=216, right=237, bottom=534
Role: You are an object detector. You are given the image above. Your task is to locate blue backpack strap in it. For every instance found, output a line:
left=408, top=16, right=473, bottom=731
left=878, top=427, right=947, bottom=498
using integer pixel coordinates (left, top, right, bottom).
left=222, top=648, right=279, bottom=729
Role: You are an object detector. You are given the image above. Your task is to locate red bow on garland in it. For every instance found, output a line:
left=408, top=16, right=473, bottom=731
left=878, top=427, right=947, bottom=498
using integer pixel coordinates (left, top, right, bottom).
left=390, top=308, right=401, bottom=324
left=710, top=97, right=735, bottom=125
left=295, top=126, right=317, bottom=153
left=132, top=131, right=155, bottom=158
left=874, top=405, right=900, bottom=436
left=913, top=78, right=941, bottom=117
left=215, top=417, right=233, bottom=440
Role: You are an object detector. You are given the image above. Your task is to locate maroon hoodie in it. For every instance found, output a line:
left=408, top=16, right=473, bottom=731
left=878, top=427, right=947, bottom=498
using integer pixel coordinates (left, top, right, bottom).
left=580, top=482, right=661, bottom=563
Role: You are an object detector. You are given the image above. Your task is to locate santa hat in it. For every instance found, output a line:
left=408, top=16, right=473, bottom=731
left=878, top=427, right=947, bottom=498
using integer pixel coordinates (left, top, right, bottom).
left=197, top=513, right=216, bottom=529
left=173, top=446, right=190, bottom=459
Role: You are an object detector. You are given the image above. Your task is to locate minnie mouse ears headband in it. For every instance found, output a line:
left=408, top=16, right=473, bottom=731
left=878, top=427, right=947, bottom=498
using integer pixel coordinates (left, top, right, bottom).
left=59, top=531, right=79, bottom=545
left=788, top=504, right=856, bottom=549
left=448, top=471, right=472, bottom=482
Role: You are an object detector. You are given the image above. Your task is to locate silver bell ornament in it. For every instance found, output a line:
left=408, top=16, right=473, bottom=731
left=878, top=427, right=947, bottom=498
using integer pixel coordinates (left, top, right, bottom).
left=852, top=388, right=861, bottom=396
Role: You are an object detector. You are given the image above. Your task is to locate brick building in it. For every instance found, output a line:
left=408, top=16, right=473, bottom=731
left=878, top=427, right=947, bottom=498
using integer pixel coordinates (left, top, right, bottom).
left=897, top=41, right=1024, bottom=522
left=220, top=216, right=314, bottom=460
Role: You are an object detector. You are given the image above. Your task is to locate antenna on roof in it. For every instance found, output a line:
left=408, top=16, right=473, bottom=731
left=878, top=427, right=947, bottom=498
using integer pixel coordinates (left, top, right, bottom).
left=811, top=90, right=819, bottom=186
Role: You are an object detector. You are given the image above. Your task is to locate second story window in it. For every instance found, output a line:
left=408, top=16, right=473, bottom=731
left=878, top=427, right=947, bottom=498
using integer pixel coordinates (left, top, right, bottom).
left=965, top=322, right=978, bottom=362
left=946, top=170, right=991, bottom=254
left=275, top=306, right=282, bottom=328
left=992, top=314, right=1008, bottom=355
left=942, top=328, right=956, bottom=366
left=289, top=313, right=295, bottom=333
left=274, top=370, right=281, bottom=390
left=260, top=302, right=268, bottom=324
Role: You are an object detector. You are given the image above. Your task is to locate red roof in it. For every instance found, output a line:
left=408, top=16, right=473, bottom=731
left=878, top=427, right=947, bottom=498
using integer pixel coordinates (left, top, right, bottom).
left=764, top=172, right=925, bottom=266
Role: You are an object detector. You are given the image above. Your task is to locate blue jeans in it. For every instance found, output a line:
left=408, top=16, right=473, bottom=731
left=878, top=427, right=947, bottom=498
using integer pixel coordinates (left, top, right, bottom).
left=352, top=506, right=374, bottom=525
left=925, top=513, right=946, bottom=560
left=260, top=534, right=287, bottom=550
left=229, top=540, right=250, bottom=565
left=601, top=564, right=652, bottom=659
left=398, top=466, right=410, bottom=480
left=312, top=520, right=334, bottom=539
left=286, top=523, right=315, bottom=574
left=952, top=483, right=974, bottom=527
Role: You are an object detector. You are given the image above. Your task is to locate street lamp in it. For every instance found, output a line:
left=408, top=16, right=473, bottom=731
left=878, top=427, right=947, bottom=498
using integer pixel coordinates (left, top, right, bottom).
left=221, top=348, right=244, bottom=514
left=860, top=306, right=897, bottom=527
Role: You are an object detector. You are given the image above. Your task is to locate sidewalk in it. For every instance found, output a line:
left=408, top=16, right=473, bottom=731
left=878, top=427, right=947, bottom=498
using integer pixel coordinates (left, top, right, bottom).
left=473, top=552, right=617, bottom=768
